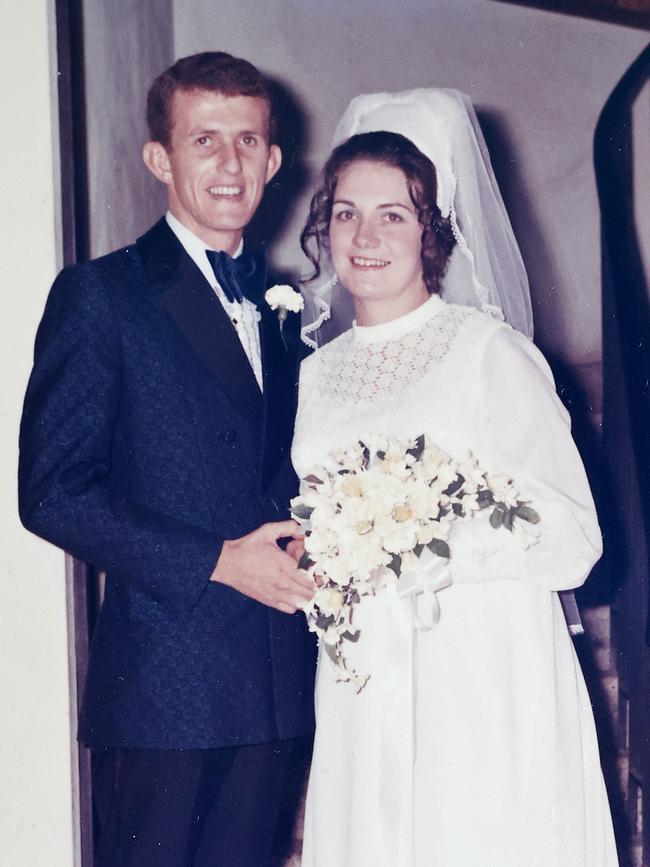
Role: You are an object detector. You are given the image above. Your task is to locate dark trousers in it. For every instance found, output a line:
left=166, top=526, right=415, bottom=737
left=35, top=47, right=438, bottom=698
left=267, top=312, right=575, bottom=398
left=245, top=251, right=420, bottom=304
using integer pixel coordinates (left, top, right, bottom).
left=93, top=739, right=310, bottom=867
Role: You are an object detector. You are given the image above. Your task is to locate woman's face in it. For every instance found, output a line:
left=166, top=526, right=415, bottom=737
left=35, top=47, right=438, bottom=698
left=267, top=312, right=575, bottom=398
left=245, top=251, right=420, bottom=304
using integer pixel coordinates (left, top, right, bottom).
left=329, top=159, right=428, bottom=323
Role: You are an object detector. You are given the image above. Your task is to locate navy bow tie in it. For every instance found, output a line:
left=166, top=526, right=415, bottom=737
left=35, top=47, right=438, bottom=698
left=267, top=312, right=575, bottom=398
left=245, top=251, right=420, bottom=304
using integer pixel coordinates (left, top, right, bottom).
left=205, top=249, right=266, bottom=307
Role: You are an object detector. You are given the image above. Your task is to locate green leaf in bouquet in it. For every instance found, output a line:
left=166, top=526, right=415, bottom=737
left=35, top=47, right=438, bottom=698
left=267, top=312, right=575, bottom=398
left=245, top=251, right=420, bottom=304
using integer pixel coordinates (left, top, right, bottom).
left=304, top=474, right=324, bottom=486
left=407, top=434, right=426, bottom=461
left=477, top=489, right=494, bottom=508
left=516, top=504, right=541, bottom=524
left=316, top=613, right=335, bottom=630
left=490, top=507, right=505, bottom=529
left=414, top=543, right=425, bottom=558
left=341, top=629, right=361, bottom=643
left=452, top=502, right=463, bottom=516
left=388, top=553, right=402, bottom=577
left=376, top=450, right=386, bottom=460
left=292, top=503, right=313, bottom=521
left=427, top=539, right=450, bottom=559
left=444, top=474, right=465, bottom=496
left=324, top=643, right=339, bottom=665
left=337, top=468, right=350, bottom=476
left=503, top=509, right=515, bottom=532
left=298, top=551, right=315, bottom=571
left=360, top=442, right=370, bottom=468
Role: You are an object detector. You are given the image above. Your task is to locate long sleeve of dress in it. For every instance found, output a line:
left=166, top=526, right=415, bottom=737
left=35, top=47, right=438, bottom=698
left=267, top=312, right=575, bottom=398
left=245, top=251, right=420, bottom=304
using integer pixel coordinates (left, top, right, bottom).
left=447, top=326, right=602, bottom=592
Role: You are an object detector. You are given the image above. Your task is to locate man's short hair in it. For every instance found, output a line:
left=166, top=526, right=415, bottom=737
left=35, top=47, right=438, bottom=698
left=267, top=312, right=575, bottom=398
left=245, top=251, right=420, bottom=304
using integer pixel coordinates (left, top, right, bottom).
left=147, top=51, right=277, bottom=149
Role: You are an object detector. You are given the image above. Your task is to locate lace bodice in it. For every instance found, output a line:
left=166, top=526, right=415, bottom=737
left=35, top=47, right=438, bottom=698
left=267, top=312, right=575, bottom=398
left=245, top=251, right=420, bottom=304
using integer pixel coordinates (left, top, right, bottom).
left=292, top=295, right=601, bottom=593
left=314, top=296, right=472, bottom=403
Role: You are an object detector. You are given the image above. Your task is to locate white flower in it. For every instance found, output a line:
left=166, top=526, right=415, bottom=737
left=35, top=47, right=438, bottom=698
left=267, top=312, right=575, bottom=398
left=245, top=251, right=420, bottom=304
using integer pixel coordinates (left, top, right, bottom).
left=309, top=500, right=339, bottom=531
left=400, top=550, right=419, bottom=574
left=375, top=512, right=419, bottom=554
left=462, top=493, right=481, bottom=512
left=512, top=518, right=541, bottom=549
left=486, top=473, right=519, bottom=508
left=264, top=284, right=304, bottom=313
left=363, top=432, right=389, bottom=455
left=416, top=523, right=436, bottom=545
left=370, top=566, right=398, bottom=591
left=340, top=474, right=364, bottom=498
left=353, top=577, right=376, bottom=597
left=306, top=526, right=339, bottom=555
left=432, top=462, right=459, bottom=491
left=336, top=494, right=376, bottom=528
left=456, top=454, right=486, bottom=490
left=419, top=444, right=452, bottom=481
left=408, top=478, right=437, bottom=519
left=314, top=587, right=345, bottom=617
left=430, top=515, right=452, bottom=540
left=323, top=625, right=340, bottom=646
left=294, top=488, right=322, bottom=511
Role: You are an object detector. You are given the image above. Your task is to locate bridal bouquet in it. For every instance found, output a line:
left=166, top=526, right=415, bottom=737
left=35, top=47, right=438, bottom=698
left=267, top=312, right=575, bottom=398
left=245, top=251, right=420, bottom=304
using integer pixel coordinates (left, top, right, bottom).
left=291, top=434, right=540, bottom=689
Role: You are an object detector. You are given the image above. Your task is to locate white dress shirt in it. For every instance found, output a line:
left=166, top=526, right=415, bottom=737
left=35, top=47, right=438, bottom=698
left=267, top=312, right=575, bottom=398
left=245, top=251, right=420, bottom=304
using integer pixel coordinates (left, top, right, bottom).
left=165, top=212, right=263, bottom=390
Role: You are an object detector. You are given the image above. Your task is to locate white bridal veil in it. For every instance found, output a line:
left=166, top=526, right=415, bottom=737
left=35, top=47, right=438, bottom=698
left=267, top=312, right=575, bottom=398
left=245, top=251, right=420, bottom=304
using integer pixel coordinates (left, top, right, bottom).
left=301, top=88, right=534, bottom=347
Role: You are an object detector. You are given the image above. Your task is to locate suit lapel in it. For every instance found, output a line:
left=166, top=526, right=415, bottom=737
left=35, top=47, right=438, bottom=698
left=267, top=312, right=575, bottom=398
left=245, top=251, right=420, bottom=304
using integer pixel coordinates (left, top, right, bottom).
left=137, top=219, right=263, bottom=430
left=258, top=304, right=297, bottom=492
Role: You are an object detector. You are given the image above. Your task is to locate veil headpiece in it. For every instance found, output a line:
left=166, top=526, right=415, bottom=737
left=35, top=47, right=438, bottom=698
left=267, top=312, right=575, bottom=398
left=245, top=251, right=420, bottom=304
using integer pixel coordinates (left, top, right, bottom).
left=301, top=88, right=533, bottom=346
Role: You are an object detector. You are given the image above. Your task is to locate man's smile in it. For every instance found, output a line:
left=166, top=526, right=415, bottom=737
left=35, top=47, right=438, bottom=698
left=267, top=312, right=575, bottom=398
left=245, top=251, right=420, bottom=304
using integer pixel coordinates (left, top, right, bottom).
left=207, top=184, right=244, bottom=198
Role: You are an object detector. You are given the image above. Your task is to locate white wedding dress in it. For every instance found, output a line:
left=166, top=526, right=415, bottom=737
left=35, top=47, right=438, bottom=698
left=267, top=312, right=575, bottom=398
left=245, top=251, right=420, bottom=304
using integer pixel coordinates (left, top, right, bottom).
left=292, top=294, right=618, bottom=866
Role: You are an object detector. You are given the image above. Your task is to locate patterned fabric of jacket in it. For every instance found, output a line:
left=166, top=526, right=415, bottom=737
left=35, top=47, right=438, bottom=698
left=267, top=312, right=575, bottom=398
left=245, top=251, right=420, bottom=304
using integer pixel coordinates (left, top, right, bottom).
left=19, top=218, right=316, bottom=749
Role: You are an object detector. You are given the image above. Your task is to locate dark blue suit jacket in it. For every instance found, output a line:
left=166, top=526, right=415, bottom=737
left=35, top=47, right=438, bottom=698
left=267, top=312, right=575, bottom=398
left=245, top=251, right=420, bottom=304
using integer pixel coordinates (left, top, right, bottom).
left=19, top=218, right=316, bottom=749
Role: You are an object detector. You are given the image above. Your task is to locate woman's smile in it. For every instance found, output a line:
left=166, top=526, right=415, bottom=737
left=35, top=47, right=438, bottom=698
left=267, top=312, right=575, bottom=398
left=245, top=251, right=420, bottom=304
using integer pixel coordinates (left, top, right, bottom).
left=350, top=256, right=391, bottom=269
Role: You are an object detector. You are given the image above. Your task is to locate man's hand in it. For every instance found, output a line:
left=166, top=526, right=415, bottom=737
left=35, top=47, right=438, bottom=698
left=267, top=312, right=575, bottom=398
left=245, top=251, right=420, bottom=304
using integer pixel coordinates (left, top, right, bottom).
left=286, top=537, right=306, bottom=563
left=210, top=520, right=314, bottom=614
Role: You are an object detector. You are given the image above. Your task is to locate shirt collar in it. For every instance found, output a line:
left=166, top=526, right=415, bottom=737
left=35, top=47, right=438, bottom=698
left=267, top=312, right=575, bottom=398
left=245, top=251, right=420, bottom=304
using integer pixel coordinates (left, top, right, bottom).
left=165, top=211, right=244, bottom=288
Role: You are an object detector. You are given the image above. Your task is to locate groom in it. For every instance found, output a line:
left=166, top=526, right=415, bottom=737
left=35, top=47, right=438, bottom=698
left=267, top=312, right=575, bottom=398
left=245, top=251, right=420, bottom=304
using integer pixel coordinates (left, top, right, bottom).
left=19, top=52, right=315, bottom=866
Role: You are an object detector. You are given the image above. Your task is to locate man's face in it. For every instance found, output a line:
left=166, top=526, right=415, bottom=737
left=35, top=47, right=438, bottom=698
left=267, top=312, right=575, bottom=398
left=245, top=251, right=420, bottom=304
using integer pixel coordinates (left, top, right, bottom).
left=144, top=89, right=281, bottom=254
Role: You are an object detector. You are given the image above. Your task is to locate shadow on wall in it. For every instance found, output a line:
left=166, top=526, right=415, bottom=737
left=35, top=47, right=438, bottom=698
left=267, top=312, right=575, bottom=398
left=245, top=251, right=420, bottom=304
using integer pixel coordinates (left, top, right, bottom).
left=549, top=354, right=616, bottom=605
left=476, top=107, right=564, bottom=359
left=245, top=75, right=312, bottom=284
left=478, top=108, right=613, bottom=603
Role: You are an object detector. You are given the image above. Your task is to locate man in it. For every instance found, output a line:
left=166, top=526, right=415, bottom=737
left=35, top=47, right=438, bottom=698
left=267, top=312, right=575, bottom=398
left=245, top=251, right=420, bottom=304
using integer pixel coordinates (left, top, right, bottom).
left=19, top=52, right=316, bottom=866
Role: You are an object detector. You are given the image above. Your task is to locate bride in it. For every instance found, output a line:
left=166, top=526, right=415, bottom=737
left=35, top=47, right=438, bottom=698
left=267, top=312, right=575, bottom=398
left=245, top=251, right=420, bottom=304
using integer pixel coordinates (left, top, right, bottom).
left=291, top=90, right=618, bottom=866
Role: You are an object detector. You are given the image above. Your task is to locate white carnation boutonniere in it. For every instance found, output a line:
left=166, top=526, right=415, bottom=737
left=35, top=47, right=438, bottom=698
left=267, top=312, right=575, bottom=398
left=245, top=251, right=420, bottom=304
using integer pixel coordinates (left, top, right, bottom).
left=264, top=284, right=304, bottom=325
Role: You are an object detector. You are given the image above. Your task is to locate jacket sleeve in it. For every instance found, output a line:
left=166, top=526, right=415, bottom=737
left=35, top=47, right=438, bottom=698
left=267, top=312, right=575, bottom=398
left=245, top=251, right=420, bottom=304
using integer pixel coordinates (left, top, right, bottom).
left=18, top=265, right=225, bottom=612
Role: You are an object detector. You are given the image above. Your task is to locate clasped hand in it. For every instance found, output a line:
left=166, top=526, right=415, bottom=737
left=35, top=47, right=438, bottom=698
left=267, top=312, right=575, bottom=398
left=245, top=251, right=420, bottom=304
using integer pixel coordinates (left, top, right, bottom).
left=211, top=520, right=313, bottom=614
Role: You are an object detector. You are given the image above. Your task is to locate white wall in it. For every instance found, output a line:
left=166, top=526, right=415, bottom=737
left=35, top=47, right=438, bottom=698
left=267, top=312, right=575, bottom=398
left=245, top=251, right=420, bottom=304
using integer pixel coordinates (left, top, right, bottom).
left=0, top=3, right=76, bottom=866
left=174, top=0, right=648, bottom=369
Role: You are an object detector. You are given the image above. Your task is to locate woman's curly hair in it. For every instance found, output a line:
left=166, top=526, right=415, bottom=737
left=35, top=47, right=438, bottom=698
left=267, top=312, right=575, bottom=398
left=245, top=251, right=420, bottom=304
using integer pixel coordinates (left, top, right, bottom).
left=301, top=131, right=456, bottom=295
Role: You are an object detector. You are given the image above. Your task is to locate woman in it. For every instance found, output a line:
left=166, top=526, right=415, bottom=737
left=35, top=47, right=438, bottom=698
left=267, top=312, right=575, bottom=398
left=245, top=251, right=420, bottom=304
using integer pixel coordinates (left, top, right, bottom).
left=292, top=90, right=618, bottom=866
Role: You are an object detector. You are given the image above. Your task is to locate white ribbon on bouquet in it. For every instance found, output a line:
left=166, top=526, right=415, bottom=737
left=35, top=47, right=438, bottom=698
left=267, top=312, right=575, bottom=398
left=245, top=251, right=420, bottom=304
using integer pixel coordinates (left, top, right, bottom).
left=377, top=553, right=451, bottom=865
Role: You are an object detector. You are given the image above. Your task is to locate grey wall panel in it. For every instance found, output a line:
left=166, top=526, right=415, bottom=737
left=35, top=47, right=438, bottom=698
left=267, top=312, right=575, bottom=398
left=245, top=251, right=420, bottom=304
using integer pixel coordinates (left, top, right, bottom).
left=84, top=0, right=173, bottom=257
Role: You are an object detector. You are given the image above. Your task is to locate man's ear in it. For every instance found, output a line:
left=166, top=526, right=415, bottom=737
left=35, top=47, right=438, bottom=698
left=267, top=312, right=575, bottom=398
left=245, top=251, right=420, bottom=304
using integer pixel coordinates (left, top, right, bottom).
left=265, top=144, right=282, bottom=184
left=143, top=141, right=172, bottom=185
